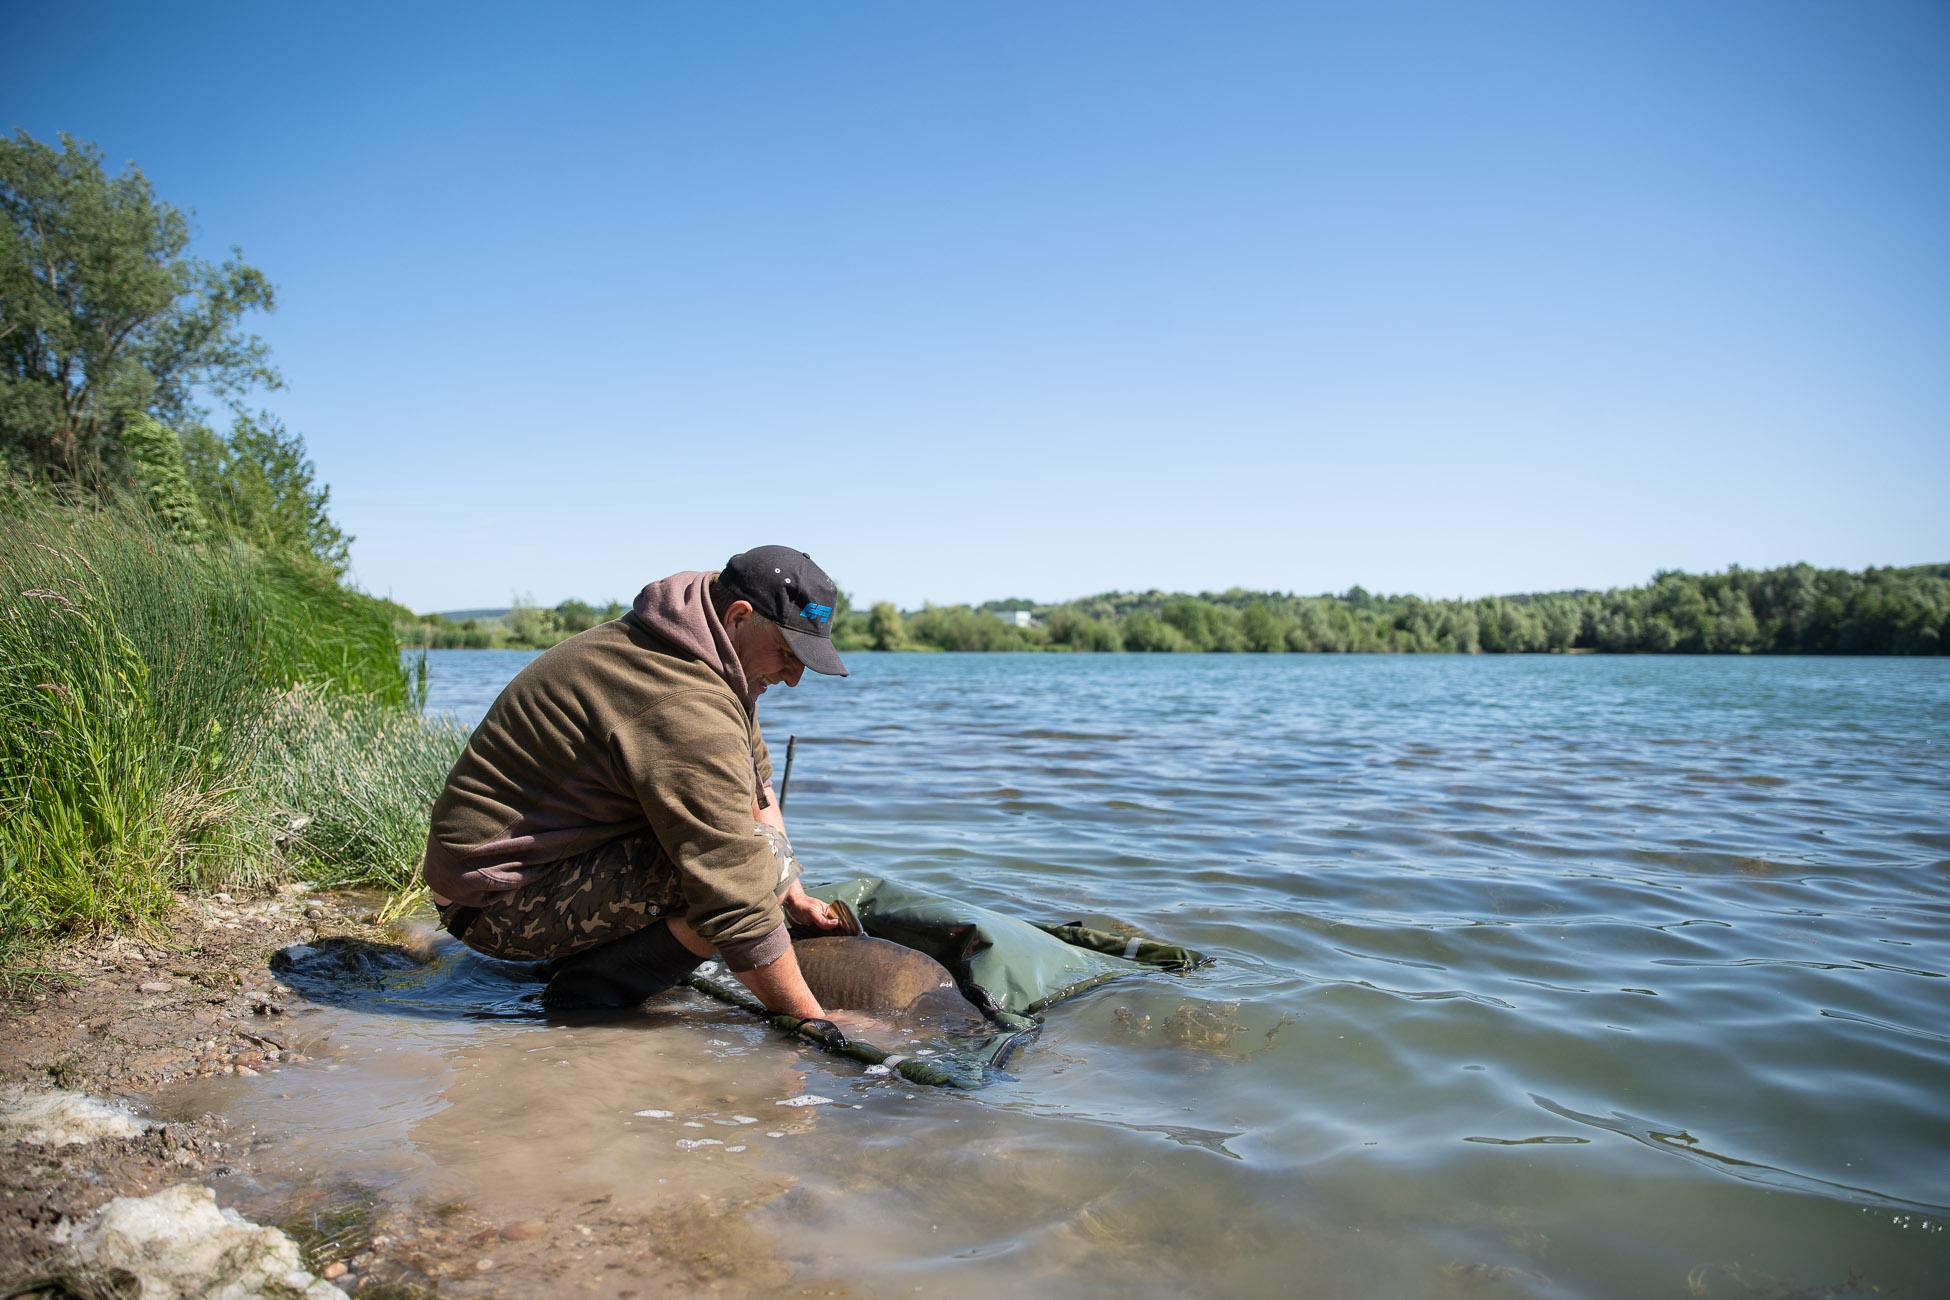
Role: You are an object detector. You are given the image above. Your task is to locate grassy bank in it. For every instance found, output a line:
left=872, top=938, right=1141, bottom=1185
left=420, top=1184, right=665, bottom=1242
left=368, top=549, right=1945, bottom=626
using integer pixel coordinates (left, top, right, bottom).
left=0, top=485, right=462, bottom=962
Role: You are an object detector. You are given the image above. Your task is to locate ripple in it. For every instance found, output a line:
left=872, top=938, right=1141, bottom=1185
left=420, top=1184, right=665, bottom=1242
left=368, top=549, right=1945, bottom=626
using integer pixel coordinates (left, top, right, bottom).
left=402, top=651, right=1950, bottom=1295
left=1529, top=1093, right=1950, bottom=1217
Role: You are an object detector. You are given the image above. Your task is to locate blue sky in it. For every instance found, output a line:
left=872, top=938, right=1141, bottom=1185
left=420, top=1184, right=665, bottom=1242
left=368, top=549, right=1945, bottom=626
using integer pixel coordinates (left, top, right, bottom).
left=6, top=2, right=1946, bottom=611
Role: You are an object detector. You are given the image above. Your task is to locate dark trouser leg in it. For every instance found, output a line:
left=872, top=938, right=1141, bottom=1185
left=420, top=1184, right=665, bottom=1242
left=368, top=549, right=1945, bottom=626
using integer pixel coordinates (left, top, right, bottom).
left=539, top=918, right=703, bottom=1009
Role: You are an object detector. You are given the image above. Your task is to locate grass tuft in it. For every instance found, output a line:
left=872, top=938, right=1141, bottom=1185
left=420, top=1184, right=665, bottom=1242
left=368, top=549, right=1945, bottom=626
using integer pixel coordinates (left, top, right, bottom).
left=0, top=482, right=457, bottom=964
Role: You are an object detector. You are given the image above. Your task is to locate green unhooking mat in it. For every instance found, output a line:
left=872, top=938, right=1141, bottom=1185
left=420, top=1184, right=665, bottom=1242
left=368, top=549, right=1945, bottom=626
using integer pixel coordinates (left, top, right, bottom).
left=683, top=876, right=1210, bottom=1088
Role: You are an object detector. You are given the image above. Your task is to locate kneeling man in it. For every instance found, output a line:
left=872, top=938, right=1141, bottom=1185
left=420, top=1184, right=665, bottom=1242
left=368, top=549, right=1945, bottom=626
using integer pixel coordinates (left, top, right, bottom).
left=422, top=546, right=849, bottom=1017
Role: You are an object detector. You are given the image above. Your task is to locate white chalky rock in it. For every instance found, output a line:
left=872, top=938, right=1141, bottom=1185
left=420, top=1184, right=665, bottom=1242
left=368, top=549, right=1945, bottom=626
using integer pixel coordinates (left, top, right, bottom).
left=632, top=1109, right=673, bottom=1118
left=0, top=1088, right=148, bottom=1146
left=775, top=1095, right=833, bottom=1108
left=60, top=1183, right=342, bottom=1299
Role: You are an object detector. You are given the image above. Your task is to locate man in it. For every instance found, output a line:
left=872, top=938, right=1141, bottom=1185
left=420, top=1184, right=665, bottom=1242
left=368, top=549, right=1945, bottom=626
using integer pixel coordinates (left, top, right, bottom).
left=421, top=545, right=851, bottom=1020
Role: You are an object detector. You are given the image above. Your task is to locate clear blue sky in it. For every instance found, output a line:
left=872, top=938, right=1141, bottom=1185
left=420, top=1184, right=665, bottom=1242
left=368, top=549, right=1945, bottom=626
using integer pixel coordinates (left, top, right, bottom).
left=6, top=2, right=1946, bottom=611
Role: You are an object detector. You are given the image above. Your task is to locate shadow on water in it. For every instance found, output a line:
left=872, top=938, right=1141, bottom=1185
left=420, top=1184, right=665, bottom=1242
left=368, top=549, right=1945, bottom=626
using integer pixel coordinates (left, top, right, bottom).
left=270, top=931, right=547, bottom=1023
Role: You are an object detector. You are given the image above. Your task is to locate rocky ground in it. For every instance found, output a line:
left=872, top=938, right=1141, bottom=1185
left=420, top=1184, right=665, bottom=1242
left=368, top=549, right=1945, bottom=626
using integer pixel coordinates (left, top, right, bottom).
left=0, top=890, right=844, bottom=1299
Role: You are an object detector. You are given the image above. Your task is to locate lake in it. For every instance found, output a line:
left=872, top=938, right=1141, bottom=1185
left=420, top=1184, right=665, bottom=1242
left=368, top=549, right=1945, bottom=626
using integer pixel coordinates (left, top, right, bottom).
left=207, top=651, right=1950, bottom=1296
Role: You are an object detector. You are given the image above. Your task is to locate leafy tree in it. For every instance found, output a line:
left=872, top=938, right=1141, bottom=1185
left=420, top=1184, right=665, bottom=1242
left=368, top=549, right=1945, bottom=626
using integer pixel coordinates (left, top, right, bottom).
left=118, top=411, right=205, bottom=541
left=868, top=601, right=907, bottom=651
left=1, top=132, right=278, bottom=482
left=183, top=410, right=350, bottom=575
left=1241, top=602, right=1284, bottom=652
left=1123, top=608, right=1188, bottom=652
left=503, top=596, right=553, bottom=648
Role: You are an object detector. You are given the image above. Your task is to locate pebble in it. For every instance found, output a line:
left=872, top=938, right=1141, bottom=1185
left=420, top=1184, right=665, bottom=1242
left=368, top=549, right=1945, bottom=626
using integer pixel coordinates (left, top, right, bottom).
left=776, top=1095, right=834, bottom=1108
left=499, top=1220, right=546, bottom=1241
left=305, top=907, right=326, bottom=921
left=632, top=1109, right=673, bottom=1118
left=139, top=981, right=173, bottom=994
left=322, top=1262, right=348, bottom=1279
left=235, top=1066, right=260, bottom=1078
left=475, top=1257, right=495, bottom=1271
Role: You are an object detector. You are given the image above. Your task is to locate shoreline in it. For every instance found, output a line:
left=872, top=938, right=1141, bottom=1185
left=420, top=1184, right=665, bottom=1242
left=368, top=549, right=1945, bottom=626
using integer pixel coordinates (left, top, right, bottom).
left=0, top=891, right=821, bottom=1297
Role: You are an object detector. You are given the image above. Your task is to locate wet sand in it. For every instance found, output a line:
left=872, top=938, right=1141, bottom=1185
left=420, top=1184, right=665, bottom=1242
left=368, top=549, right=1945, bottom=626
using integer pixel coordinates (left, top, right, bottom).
left=0, top=890, right=847, bottom=1298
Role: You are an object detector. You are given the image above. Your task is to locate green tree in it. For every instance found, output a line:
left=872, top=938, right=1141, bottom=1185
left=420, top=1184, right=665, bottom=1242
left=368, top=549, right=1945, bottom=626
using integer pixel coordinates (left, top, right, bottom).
left=1240, top=601, right=1285, bottom=652
left=1, top=132, right=278, bottom=482
left=868, top=601, right=906, bottom=651
left=183, top=410, right=350, bottom=575
left=1123, top=608, right=1188, bottom=652
left=118, top=411, right=205, bottom=541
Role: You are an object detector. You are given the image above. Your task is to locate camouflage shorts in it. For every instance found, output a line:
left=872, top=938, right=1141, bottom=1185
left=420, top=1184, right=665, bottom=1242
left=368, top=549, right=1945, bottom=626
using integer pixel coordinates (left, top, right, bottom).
left=441, top=823, right=802, bottom=962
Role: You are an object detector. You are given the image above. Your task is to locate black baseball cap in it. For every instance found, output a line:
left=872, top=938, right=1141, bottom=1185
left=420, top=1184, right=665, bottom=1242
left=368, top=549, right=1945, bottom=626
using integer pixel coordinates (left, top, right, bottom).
left=719, top=546, right=849, bottom=677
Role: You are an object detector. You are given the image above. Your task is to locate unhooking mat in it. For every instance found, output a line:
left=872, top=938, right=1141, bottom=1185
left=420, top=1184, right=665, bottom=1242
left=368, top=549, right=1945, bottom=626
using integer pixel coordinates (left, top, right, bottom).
left=683, top=875, right=1210, bottom=1088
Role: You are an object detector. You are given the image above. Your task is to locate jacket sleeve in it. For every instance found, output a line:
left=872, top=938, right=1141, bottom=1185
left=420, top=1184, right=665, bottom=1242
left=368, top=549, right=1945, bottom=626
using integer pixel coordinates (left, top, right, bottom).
left=750, top=721, right=774, bottom=807
left=611, top=688, right=787, bottom=964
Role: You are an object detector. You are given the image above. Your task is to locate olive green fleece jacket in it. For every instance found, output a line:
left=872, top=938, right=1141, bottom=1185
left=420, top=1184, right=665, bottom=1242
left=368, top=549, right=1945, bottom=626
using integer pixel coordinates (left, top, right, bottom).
left=421, top=572, right=786, bottom=968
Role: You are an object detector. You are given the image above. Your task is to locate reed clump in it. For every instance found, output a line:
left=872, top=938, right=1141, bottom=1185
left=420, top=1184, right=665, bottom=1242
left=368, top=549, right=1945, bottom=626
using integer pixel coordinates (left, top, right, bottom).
left=0, top=484, right=461, bottom=959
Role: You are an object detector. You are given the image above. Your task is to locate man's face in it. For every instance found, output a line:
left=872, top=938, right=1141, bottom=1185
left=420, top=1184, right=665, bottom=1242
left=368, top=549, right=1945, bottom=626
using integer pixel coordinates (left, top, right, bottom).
left=727, top=604, right=805, bottom=697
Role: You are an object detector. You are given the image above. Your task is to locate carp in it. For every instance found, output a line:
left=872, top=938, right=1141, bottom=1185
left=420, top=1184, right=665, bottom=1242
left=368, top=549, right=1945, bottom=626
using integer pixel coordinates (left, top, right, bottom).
left=791, top=935, right=982, bottom=1021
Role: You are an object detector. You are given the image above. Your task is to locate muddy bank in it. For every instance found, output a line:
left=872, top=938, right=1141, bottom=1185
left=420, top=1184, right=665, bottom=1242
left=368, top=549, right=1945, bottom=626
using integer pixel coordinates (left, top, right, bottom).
left=1, top=890, right=844, bottom=1298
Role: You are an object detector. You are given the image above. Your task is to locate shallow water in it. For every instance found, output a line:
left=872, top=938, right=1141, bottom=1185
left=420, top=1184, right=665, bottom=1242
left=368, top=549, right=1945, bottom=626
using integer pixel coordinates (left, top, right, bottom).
left=203, top=651, right=1950, bottom=1296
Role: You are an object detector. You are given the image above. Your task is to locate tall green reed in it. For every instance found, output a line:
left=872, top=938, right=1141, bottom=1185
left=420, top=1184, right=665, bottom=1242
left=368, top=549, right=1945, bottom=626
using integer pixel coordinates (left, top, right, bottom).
left=0, top=484, right=446, bottom=956
left=248, top=687, right=466, bottom=901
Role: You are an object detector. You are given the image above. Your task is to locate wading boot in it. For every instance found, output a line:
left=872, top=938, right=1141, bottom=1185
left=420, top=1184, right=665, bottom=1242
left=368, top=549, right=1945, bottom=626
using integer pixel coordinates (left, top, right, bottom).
left=540, top=920, right=703, bottom=1010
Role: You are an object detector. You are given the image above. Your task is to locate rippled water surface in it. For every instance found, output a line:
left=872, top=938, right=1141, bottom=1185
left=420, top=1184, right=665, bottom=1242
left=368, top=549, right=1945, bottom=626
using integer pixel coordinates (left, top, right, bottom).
left=210, top=652, right=1950, bottom=1296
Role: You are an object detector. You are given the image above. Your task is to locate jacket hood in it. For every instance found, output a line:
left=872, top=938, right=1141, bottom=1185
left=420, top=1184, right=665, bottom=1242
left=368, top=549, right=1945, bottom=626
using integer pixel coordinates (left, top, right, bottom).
left=630, top=570, right=752, bottom=709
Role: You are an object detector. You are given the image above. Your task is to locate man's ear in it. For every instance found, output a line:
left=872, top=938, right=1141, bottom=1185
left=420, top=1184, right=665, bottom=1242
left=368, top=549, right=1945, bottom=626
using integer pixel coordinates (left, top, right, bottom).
left=723, top=599, right=754, bottom=629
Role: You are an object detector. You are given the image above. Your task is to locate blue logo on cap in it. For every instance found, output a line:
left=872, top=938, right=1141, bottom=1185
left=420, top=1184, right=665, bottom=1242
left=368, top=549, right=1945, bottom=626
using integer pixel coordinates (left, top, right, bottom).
left=802, top=602, right=833, bottom=625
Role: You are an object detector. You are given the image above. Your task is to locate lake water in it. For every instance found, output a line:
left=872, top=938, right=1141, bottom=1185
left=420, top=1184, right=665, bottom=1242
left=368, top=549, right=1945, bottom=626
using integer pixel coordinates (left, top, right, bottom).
left=203, top=651, right=1950, bottom=1296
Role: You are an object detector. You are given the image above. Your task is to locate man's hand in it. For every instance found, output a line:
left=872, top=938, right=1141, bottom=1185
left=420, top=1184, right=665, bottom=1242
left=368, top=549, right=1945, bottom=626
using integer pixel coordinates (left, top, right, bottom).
left=784, top=879, right=843, bottom=932
left=822, top=1009, right=890, bottom=1037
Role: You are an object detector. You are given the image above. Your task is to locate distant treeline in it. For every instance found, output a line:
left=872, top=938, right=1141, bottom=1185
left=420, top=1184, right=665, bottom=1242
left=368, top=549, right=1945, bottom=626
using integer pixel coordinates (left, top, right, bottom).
left=390, top=598, right=626, bottom=650
left=400, top=563, right=1949, bottom=656
left=843, top=562, right=1949, bottom=656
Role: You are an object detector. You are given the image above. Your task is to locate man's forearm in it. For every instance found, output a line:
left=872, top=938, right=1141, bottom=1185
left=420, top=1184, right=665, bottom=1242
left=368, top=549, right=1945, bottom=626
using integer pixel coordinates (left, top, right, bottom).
left=671, top=915, right=826, bottom=1018
left=736, top=944, right=824, bottom=1019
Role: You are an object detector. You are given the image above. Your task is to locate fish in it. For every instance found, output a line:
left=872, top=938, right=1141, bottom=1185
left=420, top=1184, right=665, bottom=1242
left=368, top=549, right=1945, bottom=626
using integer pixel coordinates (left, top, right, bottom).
left=791, top=935, right=985, bottom=1024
